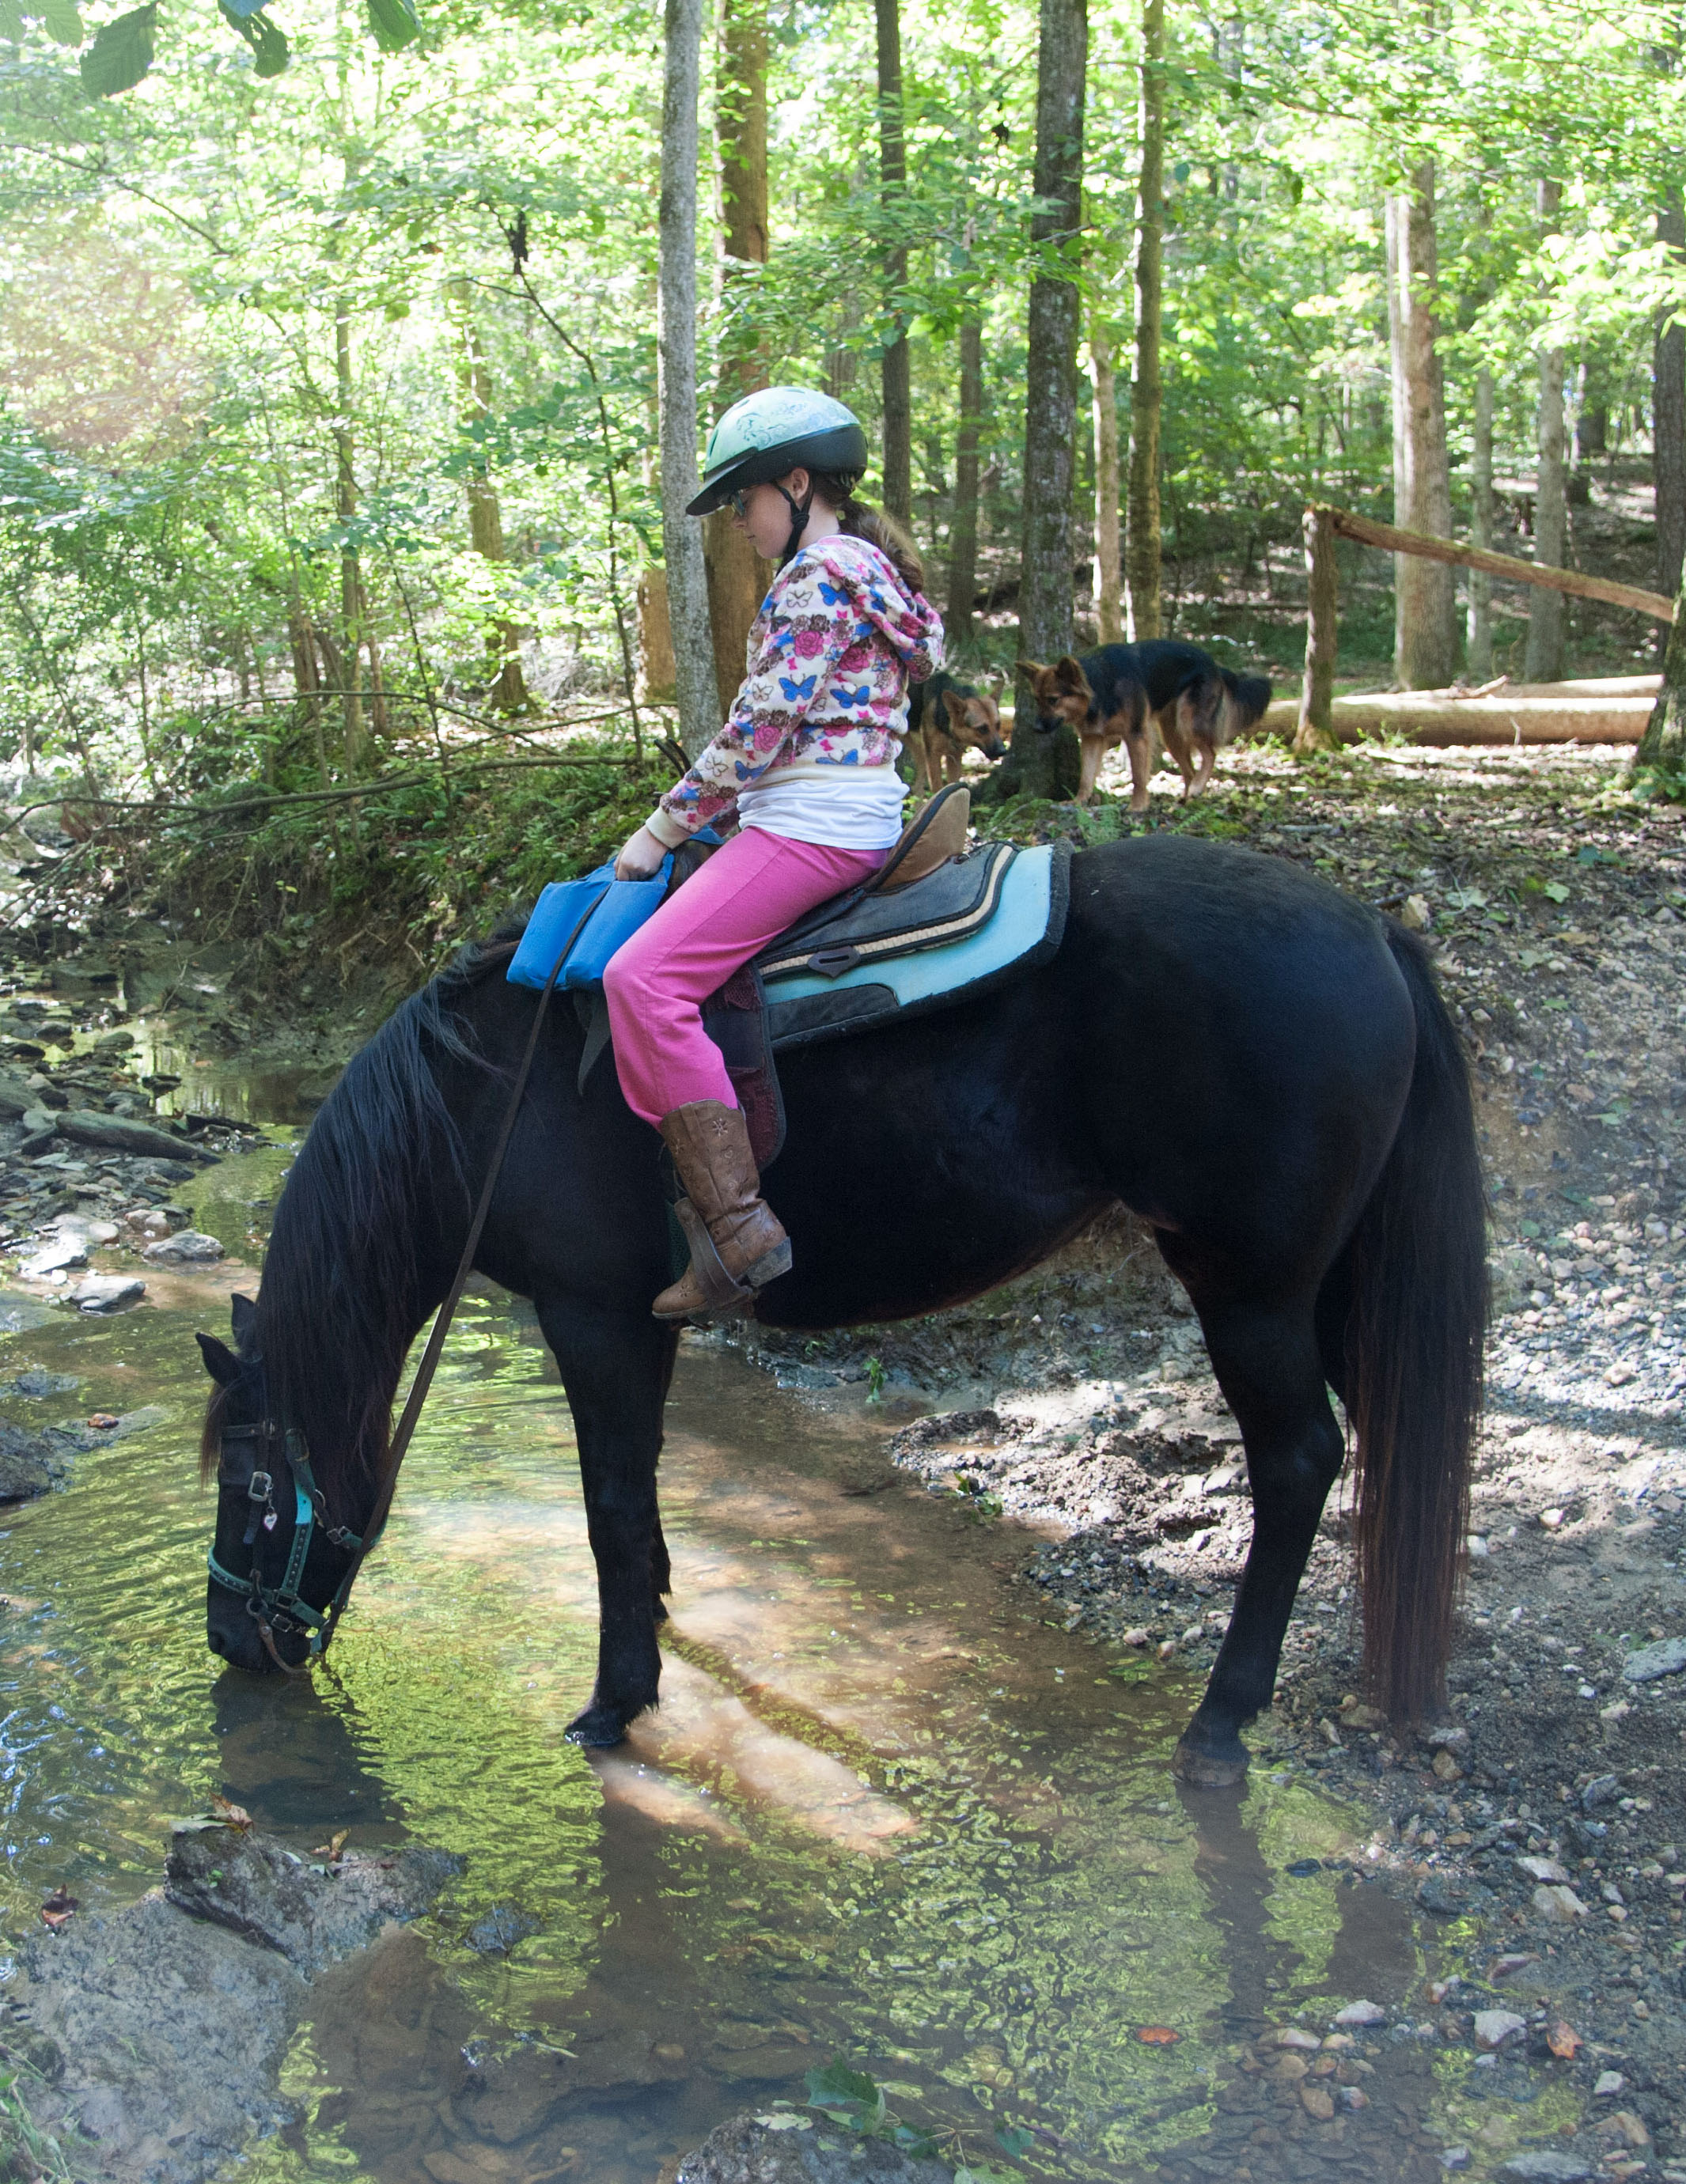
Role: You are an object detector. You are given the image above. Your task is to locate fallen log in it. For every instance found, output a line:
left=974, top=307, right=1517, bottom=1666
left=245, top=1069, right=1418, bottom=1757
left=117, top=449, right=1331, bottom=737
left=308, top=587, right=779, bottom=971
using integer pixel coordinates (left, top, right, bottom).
left=1261, top=675, right=1659, bottom=748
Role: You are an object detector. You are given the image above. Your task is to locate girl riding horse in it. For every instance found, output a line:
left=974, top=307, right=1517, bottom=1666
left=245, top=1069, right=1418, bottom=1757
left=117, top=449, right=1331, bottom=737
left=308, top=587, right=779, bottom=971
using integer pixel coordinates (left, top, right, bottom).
left=604, top=387, right=942, bottom=1322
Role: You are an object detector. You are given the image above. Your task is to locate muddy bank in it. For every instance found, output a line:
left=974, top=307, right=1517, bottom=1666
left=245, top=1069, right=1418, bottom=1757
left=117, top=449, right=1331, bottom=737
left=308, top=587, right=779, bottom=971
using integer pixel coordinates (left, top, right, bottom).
left=4, top=1820, right=457, bottom=2182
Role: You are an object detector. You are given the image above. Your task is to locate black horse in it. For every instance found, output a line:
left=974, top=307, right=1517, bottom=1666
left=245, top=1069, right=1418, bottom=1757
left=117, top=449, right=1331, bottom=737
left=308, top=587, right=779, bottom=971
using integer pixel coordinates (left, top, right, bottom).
left=197, top=833, right=1486, bottom=1786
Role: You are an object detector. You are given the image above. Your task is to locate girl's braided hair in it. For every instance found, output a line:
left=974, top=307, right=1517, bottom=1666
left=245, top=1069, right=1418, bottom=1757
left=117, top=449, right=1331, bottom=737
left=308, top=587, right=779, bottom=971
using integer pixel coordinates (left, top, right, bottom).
left=807, top=471, right=926, bottom=597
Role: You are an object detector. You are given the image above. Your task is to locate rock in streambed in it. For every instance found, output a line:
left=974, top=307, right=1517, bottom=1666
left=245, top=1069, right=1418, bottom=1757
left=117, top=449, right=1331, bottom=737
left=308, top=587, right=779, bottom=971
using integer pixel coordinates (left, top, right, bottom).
left=2, top=1822, right=459, bottom=2184
left=676, top=2114, right=950, bottom=2184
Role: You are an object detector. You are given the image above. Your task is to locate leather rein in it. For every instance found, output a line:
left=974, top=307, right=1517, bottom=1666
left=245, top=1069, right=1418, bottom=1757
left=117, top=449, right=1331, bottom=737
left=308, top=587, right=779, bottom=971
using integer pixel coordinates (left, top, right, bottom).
left=207, top=897, right=603, bottom=1675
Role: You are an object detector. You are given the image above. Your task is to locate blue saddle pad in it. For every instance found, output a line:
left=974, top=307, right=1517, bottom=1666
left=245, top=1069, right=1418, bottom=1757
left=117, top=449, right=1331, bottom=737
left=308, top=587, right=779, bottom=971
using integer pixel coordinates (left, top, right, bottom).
left=757, top=841, right=1067, bottom=1050
left=506, top=858, right=673, bottom=994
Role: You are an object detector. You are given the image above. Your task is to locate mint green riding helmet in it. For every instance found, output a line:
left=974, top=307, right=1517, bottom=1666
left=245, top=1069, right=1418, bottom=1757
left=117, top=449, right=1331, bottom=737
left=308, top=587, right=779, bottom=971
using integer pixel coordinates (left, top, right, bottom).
left=686, top=387, right=869, bottom=517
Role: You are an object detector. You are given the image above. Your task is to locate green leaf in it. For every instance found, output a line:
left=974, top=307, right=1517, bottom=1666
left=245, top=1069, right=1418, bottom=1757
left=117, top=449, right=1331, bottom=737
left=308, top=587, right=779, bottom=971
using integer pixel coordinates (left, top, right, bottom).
left=42, top=0, right=83, bottom=44
left=366, top=0, right=420, bottom=52
left=1542, top=880, right=1570, bottom=903
left=218, top=0, right=288, bottom=73
left=805, top=2063, right=886, bottom=2132
left=995, top=2125, right=1036, bottom=2158
left=78, top=2, right=154, bottom=93
left=0, top=0, right=31, bottom=36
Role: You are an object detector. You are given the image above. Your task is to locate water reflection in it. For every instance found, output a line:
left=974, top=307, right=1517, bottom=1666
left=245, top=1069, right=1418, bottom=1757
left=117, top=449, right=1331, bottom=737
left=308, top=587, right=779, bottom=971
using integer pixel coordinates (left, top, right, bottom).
left=0, top=1243, right=1425, bottom=2182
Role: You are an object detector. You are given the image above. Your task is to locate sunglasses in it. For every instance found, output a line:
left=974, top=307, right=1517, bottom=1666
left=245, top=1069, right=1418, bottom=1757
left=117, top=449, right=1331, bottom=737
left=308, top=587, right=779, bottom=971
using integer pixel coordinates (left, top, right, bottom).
left=728, top=488, right=750, bottom=519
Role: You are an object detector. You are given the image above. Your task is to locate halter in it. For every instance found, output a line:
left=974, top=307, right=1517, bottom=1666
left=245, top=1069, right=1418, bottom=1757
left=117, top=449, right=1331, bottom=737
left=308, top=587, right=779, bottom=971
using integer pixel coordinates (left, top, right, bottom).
left=207, top=1416, right=369, bottom=1675
left=202, top=886, right=602, bottom=1679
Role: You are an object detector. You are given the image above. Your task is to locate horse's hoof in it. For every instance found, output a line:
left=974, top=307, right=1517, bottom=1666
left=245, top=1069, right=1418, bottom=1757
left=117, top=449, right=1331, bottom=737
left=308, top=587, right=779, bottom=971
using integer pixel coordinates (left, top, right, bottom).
left=1172, top=1736, right=1249, bottom=1788
left=564, top=1703, right=634, bottom=1749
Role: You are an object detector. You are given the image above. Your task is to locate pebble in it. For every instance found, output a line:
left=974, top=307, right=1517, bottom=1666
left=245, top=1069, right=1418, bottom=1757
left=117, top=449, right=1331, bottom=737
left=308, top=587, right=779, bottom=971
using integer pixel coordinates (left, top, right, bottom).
left=1472, top=2008, right=1526, bottom=2050
left=1498, top=2157, right=1591, bottom=2183
left=1417, top=1876, right=1466, bottom=1915
left=1298, top=2083, right=1335, bottom=2120
left=1531, top=1883, right=1588, bottom=1922
left=142, top=1229, right=225, bottom=1265
left=1593, top=2070, right=1626, bottom=2098
left=67, top=1275, right=146, bottom=1315
left=1332, top=2000, right=1385, bottom=2027
left=1622, top=1634, right=1686, bottom=1682
left=1515, top=1855, right=1573, bottom=1884
left=1267, top=2026, right=1321, bottom=2050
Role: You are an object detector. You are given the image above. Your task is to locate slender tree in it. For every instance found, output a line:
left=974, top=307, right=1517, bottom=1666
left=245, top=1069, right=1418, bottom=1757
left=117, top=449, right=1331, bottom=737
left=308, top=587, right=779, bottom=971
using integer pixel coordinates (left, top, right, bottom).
left=1091, top=310, right=1123, bottom=642
left=992, top=0, right=1087, bottom=807
left=659, top=0, right=719, bottom=759
left=1467, top=367, right=1495, bottom=679
left=875, top=0, right=912, bottom=527
left=1124, top=0, right=1163, bottom=641
left=1526, top=176, right=1567, bottom=683
left=947, top=312, right=984, bottom=649
left=1385, top=163, right=1457, bottom=688
left=1655, top=187, right=1686, bottom=611
left=450, top=280, right=530, bottom=713
left=703, top=0, right=774, bottom=718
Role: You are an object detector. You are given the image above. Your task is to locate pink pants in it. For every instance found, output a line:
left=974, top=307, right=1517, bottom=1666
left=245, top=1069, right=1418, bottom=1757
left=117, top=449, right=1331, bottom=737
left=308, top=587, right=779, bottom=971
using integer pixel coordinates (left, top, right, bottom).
left=604, top=828, right=886, bottom=1127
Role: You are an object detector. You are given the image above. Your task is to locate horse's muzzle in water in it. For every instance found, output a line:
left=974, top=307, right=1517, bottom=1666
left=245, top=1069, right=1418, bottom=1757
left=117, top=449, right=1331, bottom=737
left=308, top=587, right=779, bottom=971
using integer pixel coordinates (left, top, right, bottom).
left=206, top=1414, right=366, bottom=1675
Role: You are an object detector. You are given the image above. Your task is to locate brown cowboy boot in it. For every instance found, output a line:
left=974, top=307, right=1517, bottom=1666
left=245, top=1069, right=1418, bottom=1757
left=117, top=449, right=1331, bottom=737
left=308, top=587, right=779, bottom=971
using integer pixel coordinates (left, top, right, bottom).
left=653, top=1100, right=792, bottom=1322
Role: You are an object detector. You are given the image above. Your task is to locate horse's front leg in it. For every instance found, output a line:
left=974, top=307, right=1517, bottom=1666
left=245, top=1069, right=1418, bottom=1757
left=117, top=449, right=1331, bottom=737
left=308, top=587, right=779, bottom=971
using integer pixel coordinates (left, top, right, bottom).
left=540, top=1298, right=679, bottom=1747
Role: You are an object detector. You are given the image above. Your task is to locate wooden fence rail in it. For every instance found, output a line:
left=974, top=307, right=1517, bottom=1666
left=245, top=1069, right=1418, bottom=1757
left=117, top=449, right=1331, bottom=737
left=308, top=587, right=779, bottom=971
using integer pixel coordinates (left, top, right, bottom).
left=1296, top=504, right=1675, bottom=751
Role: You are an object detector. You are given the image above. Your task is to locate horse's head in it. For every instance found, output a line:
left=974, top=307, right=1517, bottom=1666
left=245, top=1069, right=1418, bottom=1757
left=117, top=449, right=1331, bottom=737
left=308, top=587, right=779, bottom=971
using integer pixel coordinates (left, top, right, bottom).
left=198, top=1295, right=366, bottom=1675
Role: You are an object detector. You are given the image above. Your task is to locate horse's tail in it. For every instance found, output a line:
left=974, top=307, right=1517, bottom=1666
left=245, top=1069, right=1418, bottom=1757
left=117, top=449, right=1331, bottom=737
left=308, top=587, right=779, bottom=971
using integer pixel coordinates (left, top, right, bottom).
left=1339, top=923, right=1487, bottom=1723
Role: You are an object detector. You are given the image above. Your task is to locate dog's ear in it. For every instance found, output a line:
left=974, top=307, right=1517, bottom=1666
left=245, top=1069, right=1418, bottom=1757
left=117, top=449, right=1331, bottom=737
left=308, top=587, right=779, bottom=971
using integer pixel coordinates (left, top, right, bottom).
left=984, top=666, right=1007, bottom=693
left=1054, top=654, right=1092, bottom=696
left=1016, top=657, right=1048, bottom=684
left=942, top=688, right=971, bottom=729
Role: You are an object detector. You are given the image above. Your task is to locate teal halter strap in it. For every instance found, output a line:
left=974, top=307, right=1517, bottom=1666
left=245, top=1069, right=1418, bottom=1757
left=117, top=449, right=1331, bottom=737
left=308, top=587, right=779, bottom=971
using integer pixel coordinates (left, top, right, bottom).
left=206, top=1423, right=366, bottom=1666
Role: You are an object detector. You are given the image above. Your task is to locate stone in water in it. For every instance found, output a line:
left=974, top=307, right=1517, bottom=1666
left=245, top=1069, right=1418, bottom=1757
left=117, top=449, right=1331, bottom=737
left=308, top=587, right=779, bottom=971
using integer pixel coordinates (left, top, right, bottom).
left=68, top=1275, right=145, bottom=1315
left=142, top=1230, right=225, bottom=1265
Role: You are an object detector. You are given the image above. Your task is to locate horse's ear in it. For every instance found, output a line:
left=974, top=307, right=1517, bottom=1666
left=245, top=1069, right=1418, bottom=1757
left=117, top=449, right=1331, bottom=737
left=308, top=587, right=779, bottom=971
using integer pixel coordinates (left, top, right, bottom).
left=229, top=1293, right=257, bottom=1345
left=197, top=1332, right=241, bottom=1387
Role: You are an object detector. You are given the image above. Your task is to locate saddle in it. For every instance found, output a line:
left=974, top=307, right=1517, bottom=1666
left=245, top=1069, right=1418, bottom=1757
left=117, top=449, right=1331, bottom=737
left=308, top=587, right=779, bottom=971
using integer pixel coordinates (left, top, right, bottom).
left=513, top=785, right=1072, bottom=1168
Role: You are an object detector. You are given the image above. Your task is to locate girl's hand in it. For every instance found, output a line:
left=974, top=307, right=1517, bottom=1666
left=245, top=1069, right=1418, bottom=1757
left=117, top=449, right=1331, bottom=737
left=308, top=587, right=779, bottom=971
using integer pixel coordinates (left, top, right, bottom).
left=614, top=823, right=667, bottom=881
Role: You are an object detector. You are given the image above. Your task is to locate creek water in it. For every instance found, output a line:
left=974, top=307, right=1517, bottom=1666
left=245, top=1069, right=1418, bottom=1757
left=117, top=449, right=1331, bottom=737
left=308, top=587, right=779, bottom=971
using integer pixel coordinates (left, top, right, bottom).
left=0, top=1130, right=1434, bottom=2184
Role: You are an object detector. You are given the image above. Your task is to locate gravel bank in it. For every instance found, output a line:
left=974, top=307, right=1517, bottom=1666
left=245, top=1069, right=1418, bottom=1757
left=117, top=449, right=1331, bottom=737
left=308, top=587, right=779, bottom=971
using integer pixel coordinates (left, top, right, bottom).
left=737, top=742, right=1686, bottom=2182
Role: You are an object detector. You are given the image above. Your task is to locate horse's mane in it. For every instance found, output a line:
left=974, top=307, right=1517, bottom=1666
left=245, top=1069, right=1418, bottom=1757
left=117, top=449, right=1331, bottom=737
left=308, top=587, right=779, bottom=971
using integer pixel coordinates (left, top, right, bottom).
left=240, top=918, right=529, bottom=1516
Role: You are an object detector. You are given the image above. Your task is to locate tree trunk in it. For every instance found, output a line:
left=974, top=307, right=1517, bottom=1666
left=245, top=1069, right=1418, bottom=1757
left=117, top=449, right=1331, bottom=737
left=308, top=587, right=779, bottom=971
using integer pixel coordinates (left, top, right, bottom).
left=1526, top=177, right=1567, bottom=684
left=875, top=0, right=911, bottom=526
left=705, top=0, right=775, bottom=717
left=1014, top=0, right=1086, bottom=753
left=452, top=282, right=530, bottom=713
left=1384, top=164, right=1457, bottom=688
left=947, top=313, right=984, bottom=648
left=658, top=0, right=719, bottom=758
left=1655, top=187, right=1686, bottom=610
left=1467, top=366, right=1495, bottom=679
left=334, top=302, right=366, bottom=771
left=1091, top=312, right=1123, bottom=642
left=1123, top=0, right=1162, bottom=642
left=1632, top=559, right=1686, bottom=778
left=1295, top=504, right=1337, bottom=752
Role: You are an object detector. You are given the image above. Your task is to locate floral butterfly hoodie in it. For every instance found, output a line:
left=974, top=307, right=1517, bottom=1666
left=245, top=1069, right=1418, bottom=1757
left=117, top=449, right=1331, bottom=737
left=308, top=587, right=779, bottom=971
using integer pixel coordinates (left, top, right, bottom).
left=646, top=532, right=944, bottom=846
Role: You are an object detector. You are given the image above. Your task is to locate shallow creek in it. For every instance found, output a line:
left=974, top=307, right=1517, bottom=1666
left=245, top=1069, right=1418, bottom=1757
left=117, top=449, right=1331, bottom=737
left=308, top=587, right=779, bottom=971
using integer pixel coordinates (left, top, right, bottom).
left=0, top=1129, right=1448, bottom=2184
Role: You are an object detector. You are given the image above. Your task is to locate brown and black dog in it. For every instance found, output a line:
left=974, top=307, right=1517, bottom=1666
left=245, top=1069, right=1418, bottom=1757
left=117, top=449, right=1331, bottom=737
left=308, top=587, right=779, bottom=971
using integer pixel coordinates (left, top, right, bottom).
left=906, top=670, right=1008, bottom=792
left=1020, top=640, right=1271, bottom=809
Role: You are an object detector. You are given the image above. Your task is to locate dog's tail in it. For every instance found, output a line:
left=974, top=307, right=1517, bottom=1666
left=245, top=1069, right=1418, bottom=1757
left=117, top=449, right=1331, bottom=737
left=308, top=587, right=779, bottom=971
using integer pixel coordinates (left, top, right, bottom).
left=1219, top=670, right=1273, bottom=739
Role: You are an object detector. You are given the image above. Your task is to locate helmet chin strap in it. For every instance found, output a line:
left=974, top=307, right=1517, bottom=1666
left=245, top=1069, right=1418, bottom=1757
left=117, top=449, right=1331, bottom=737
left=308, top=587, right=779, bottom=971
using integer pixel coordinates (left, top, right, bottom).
left=776, top=482, right=814, bottom=566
